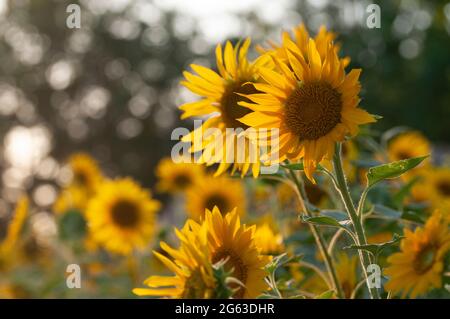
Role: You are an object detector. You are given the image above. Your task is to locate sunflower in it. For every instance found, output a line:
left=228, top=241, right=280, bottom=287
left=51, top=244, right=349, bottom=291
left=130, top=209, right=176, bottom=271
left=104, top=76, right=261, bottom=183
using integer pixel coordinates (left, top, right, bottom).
left=387, top=131, right=430, bottom=172
left=254, top=224, right=284, bottom=255
left=185, top=175, right=246, bottom=221
left=133, top=218, right=216, bottom=298
left=410, top=167, right=450, bottom=214
left=384, top=212, right=450, bottom=298
left=155, top=157, right=205, bottom=194
left=258, top=24, right=350, bottom=68
left=180, top=39, right=269, bottom=178
left=204, top=207, right=270, bottom=298
left=239, top=34, right=376, bottom=181
left=86, top=178, right=160, bottom=255
left=0, top=196, right=28, bottom=268
left=68, top=153, right=103, bottom=192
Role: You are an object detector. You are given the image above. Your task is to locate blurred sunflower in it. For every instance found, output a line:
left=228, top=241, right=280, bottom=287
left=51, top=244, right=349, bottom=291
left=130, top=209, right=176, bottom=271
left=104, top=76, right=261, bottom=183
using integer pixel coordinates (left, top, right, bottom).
left=0, top=196, right=28, bottom=269
left=253, top=222, right=284, bottom=255
left=204, top=207, right=270, bottom=298
left=155, top=157, right=205, bottom=194
left=180, top=39, right=268, bottom=177
left=385, top=212, right=450, bottom=298
left=259, top=24, right=350, bottom=68
left=86, top=178, right=160, bottom=255
left=54, top=153, right=103, bottom=214
left=133, top=218, right=216, bottom=298
left=387, top=131, right=430, bottom=162
left=185, top=175, right=246, bottom=221
left=411, top=167, right=450, bottom=213
left=68, top=153, right=103, bottom=192
left=302, top=252, right=358, bottom=298
left=239, top=35, right=376, bottom=181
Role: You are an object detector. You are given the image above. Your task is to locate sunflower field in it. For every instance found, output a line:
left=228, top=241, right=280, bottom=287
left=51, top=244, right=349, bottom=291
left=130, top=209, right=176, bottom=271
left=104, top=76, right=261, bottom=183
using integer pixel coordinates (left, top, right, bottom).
left=0, top=0, right=450, bottom=301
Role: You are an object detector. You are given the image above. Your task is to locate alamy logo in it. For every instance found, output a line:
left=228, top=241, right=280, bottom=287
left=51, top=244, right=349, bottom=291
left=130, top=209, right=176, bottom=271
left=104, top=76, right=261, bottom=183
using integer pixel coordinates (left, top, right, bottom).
left=66, top=4, right=81, bottom=29
left=366, top=264, right=381, bottom=289
left=66, top=264, right=81, bottom=289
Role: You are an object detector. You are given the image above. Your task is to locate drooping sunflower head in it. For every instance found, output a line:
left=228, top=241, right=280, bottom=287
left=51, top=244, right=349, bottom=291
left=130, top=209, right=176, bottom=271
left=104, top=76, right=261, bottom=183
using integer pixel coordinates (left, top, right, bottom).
left=0, top=196, right=28, bottom=268
left=155, top=157, right=205, bottom=194
left=204, top=207, right=270, bottom=298
left=185, top=175, right=246, bottom=221
left=86, top=178, right=160, bottom=255
left=68, top=153, right=103, bottom=192
left=385, top=212, right=450, bottom=298
left=388, top=131, right=431, bottom=163
left=239, top=35, right=376, bottom=181
left=133, top=219, right=216, bottom=299
left=180, top=39, right=269, bottom=178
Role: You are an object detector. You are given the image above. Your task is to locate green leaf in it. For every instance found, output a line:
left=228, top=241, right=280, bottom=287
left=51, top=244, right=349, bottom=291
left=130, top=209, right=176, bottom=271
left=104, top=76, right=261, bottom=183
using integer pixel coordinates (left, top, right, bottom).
left=401, top=209, right=427, bottom=224
left=265, top=253, right=303, bottom=274
left=315, top=290, right=335, bottom=299
left=344, top=234, right=404, bottom=258
left=366, top=156, right=428, bottom=187
left=301, top=215, right=350, bottom=230
left=58, top=210, right=87, bottom=241
left=373, top=204, right=402, bottom=219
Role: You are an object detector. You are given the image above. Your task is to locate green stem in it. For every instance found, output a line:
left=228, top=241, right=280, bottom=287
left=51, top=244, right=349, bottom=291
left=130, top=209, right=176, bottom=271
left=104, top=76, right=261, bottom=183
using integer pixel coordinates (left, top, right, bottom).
left=287, top=168, right=345, bottom=299
left=332, top=143, right=380, bottom=299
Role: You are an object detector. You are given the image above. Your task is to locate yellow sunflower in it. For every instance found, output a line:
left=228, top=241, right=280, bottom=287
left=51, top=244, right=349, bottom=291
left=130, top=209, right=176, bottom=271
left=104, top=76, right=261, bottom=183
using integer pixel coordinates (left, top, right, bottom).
left=259, top=24, right=350, bottom=68
left=68, top=153, right=103, bottom=192
left=185, top=175, right=246, bottom=221
left=384, top=212, right=450, bottom=298
left=133, top=218, right=216, bottom=298
left=180, top=39, right=269, bottom=177
left=410, top=167, right=450, bottom=214
left=86, top=178, right=160, bottom=255
left=53, top=185, right=89, bottom=214
left=253, top=215, right=284, bottom=255
left=155, top=157, right=205, bottom=194
left=0, top=196, right=28, bottom=268
left=204, top=207, right=270, bottom=298
left=239, top=33, right=376, bottom=181
left=387, top=132, right=430, bottom=174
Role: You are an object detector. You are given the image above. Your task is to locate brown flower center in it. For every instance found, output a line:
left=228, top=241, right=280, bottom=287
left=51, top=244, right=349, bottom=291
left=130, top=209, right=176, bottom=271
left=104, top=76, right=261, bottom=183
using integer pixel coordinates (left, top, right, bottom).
left=173, top=173, right=192, bottom=189
left=284, top=82, right=342, bottom=140
left=74, top=171, right=88, bottom=186
left=212, top=248, right=248, bottom=298
left=413, top=245, right=436, bottom=274
left=304, top=182, right=326, bottom=205
left=437, top=180, right=450, bottom=197
left=396, top=151, right=411, bottom=160
left=204, top=194, right=230, bottom=214
left=220, top=82, right=258, bottom=129
left=111, top=200, right=140, bottom=228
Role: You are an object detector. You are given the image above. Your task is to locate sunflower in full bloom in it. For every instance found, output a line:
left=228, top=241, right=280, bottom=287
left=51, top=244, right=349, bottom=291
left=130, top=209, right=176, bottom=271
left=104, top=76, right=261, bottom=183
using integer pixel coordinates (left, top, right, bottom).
left=384, top=212, right=450, bottom=298
left=0, top=196, right=28, bottom=270
left=239, top=34, right=376, bottom=181
left=185, top=175, right=246, bottom=221
left=86, top=178, right=160, bottom=255
left=258, top=24, right=350, bottom=68
left=410, top=167, right=450, bottom=214
left=155, top=157, right=205, bottom=194
left=387, top=131, right=430, bottom=173
left=133, top=218, right=216, bottom=298
left=180, top=39, right=269, bottom=178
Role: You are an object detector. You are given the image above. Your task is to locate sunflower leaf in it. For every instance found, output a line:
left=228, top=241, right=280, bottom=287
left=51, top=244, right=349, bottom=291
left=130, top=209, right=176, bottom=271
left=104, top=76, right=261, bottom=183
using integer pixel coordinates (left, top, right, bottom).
left=301, top=215, right=349, bottom=230
left=343, top=234, right=403, bottom=258
left=366, top=156, right=429, bottom=187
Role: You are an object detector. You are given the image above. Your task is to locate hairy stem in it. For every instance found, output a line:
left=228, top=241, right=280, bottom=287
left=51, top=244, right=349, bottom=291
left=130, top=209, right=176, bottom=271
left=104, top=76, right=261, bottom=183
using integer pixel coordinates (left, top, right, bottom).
left=286, top=168, right=344, bottom=299
left=331, top=143, right=380, bottom=299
